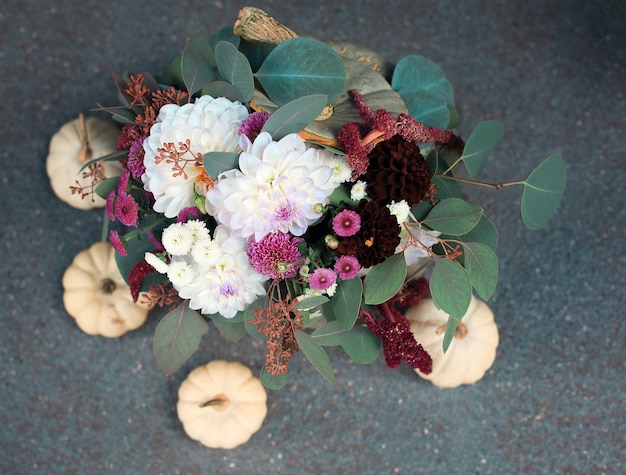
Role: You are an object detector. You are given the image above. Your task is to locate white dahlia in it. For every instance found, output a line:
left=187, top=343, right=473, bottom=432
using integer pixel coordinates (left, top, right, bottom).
left=142, top=95, right=249, bottom=218
left=206, top=132, right=339, bottom=240
left=152, top=222, right=267, bottom=318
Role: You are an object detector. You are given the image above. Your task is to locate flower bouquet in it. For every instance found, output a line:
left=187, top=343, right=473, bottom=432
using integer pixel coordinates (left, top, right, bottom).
left=55, top=6, right=566, bottom=391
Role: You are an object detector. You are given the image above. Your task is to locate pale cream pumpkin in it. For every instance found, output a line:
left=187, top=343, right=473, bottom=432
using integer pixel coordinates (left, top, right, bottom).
left=406, top=296, right=499, bottom=388
left=177, top=360, right=268, bottom=449
left=62, top=242, right=149, bottom=338
left=46, top=114, right=124, bottom=209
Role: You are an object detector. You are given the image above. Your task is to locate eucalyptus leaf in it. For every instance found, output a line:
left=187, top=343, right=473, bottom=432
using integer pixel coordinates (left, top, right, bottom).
left=261, top=94, right=328, bottom=140
left=332, top=277, right=363, bottom=330
left=293, top=295, right=329, bottom=310
left=153, top=306, right=209, bottom=376
left=181, top=34, right=216, bottom=96
left=214, top=41, right=254, bottom=102
left=212, top=319, right=246, bottom=342
left=521, top=153, right=567, bottom=230
left=260, top=367, right=288, bottom=390
left=459, top=215, right=498, bottom=251
left=201, top=81, right=243, bottom=103
left=341, top=329, right=381, bottom=364
left=396, top=89, right=449, bottom=130
left=430, top=258, right=472, bottom=321
left=392, top=54, right=454, bottom=104
left=238, top=39, right=276, bottom=72
left=363, top=253, right=407, bottom=305
left=94, top=103, right=137, bottom=125
left=459, top=120, right=505, bottom=178
left=442, top=317, right=459, bottom=353
left=462, top=242, right=499, bottom=300
left=311, top=321, right=366, bottom=346
left=203, top=151, right=240, bottom=177
left=295, top=330, right=337, bottom=386
left=209, top=26, right=240, bottom=50
left=95, top=176, right=120, bottom=200
left=423, top=198, right=483, bottom=235
left=159, top=54, right=184, bottom=89
left=431, top=175, right=463, bottom=201
left=80, top=149, right=129, bottom=174
left=255, top=37, right=346, bottom=106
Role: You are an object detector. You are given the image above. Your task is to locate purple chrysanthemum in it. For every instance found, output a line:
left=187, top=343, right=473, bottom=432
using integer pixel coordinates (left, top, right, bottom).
left=127, top=135, right=147, bottom=179
left=117, top=170, right=130, bottom=194
left=105, top=190, right=116, bottom=222
left=177, top=206, right=202, bottom=223
left=238, top=111, right=270, bottom=140
left=247, top=231, right=303, bottom=279
left=114, top=193, right=139, bottom=226
left=334, top=255, right=361, bottom=280
left=109, top=230, right=127, bottom=256
left=332, top=209, right=361, bottom=237
left=309, top=267, right=337, bottom=291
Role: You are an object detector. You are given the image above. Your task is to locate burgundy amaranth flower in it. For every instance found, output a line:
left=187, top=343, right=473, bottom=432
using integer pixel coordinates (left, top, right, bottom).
left=114, top=193, right=139, bottom=226
left=334, top=255, right=360, bottom=280
left=335, top=200, right=401, bottom=268
left=239, top=111, right=270, bottom=141
left=392, top=277, right=430, bottom=310
left=109, top=230, right=127, bottom=257
left=247, top=232, right=303, bottom=279
left=117, top=123, right=142, bottom=151
left=364, top=311, right=432, bottom=373
left=127, top=135, right=147, bottom=179
left=364, top=134, right=432, bottom=206
left=309, top=267, right=337, bottom=291
left=332, top=209, right=361, bottom=237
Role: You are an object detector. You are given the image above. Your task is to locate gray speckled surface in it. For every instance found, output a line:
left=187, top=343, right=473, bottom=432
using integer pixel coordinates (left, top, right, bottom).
left=1, top=1, right=625, bottom=474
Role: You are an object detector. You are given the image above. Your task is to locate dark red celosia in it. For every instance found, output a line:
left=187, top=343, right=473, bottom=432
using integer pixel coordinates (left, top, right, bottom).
left=364, top=135, right=432, bottom=205
left=364, top=311, right=432, bottom=373
left=117, top=123, right=143, bottom=151
left=128, top=259, right=155, bottom=302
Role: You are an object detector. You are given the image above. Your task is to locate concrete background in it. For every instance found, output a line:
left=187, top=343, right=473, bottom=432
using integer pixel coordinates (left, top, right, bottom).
left=1, top=0, right=624, bottom=473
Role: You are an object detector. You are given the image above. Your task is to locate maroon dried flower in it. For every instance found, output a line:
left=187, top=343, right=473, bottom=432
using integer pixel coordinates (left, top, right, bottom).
left=335, top=200, right=401, bottom=268
left=364, top=135, right=432, bottom=206
left=128, top=259, right=155, bottom=302
left=117, top=123, right=142, bottom=151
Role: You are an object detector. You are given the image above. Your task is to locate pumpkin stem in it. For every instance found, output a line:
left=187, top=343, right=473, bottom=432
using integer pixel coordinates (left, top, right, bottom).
left=199, top=393, right=230, bottom=412
left=100, top=278, right=117, bottom=294
left=435, top=321, right=468, bottom=339
left=77, top=113, right=92, bottom=163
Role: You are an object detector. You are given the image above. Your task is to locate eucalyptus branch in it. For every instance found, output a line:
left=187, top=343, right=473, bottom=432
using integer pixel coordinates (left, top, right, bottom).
left=435, top=173, right=523, bottom=190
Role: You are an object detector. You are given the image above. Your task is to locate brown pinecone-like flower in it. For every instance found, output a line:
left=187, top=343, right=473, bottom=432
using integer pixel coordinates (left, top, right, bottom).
left=335, top=199, right=401, bottom=268
left=364, top=135, right=431, bottom=205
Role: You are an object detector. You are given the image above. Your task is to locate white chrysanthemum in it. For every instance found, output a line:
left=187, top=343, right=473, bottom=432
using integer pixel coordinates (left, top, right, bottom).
left=170, top=226, right=267, bottom=318
left=167, top=261, right=194, bottom=287
left=191, top=238, right=222, bottom=267
left=144, top=252, right=169, bottom=274
left=387, top=200, right=411, bottom=224
left=323, top=155, right=352, bottom=184
left=206, top=132, right=339, bottom=240
left=397, top=225, right=441, bottom=267
left=350, top=180, right=367, bottom=200
left=142, top=95, right=249, bottom=218
left=161, top=222, right=195, bottom=256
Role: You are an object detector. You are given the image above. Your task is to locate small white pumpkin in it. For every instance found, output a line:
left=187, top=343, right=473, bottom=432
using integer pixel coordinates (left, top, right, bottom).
left=62, top=241, right=149, bottom=337
left=46, top=114, right=123, bottom=209
left=406, top=296, right=499, bottom=388
left=177, top=360, right=268, bottom=449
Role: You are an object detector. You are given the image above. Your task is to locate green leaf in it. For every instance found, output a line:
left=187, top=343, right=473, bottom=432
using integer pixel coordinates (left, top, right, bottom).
left=392, top=54, right=454, bottom=104
left=458, top=215, right=498, bottom=251
left=311, top=321, right=366, bottom=346
left=94, top=103, right=137, bottom=125
left=462, top=242, right=498, bottom=300
left=521, top=153, right=567, bottom=230
left=295, top=330, right=337, bottom=386
left=203, top=151, right=240, bottom=177
left=423, top=198, right=483, bottom=235
left=430, top=258, right=472, bottom=321
left=363, top=253, right=407, bottom=305
left=209, top=26, right=240, bottom=50
left=211, top=319, right=246, bottom=342
left=214, top=41, right=254, bottom=102
left=201, top=80, right=243, bottom=103
left=459, top=120, right=505, bottom=178
left=255, top=37, right=346, bottom=106
left=331, top=277, right=363, bottom=330
left=244, top=296, right=269, bottom=341
left=181, top=34, right=216, bottom=96
left=159, top=54, right=184, bottom=89
left=80, top=149, right=128, bottom=174
left=431, top=175, right=463, bottom=201
left=261, top=94, right=328, bottom=140
left=442, top=317, right=459, bottom=353
left=153, top=305, right=209, bottom=376
left=341, top=329, right=381, bottom=364
left=94, top=176, right=120, bottom=200
left=396, top=89, right=449, bottom=130
left=293, top=295, right=329, bottom=310
left=238, top=39, right=275, bottom=72
left=260, top=367, right=288, bottom=390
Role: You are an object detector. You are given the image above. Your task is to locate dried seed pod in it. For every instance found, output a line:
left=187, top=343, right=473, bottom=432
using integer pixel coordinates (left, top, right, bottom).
left=233, top=7, right=297, bottom=44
